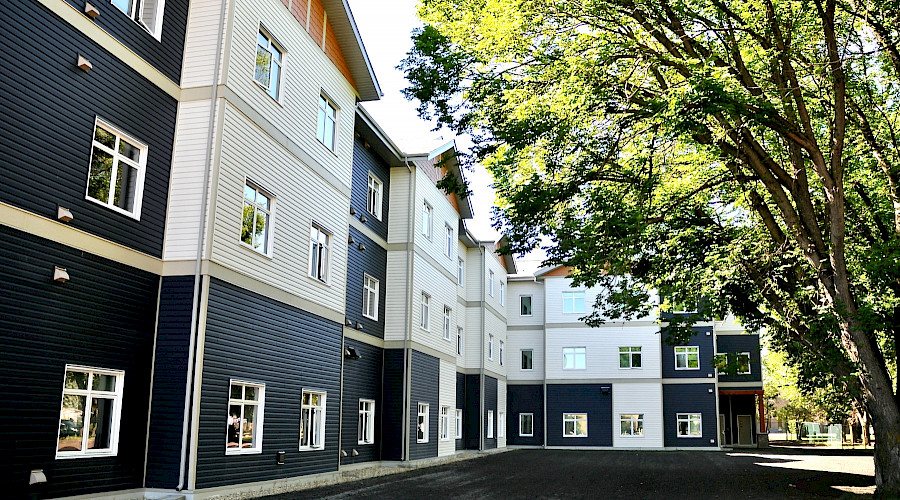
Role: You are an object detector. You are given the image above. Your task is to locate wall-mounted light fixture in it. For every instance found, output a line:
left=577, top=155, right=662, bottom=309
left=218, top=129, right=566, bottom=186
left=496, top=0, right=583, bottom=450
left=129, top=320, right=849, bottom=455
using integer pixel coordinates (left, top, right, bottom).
left=600, top=386, right=610, bottom=395
left=344, top=346, right=361, bottom=359
left=349, top=207, right=357, bottom=215
left=77, top=55, right=92, bottom=72
left=57, top=206, right=74, bottom=222
left=359, top=215, right=367, bottom=223
left=276, top=451, right=285, bottom=465
left=53, top=267, right=70, bottom=283
left=30, top=470, right=47, bottom=485
left=357, top=243, right=366, bottom=251
left=355, top=321, right=363, bottom=330
left=84, top=2, right=100, bottom=18
left=344, top=318, right=352, bottom=326
left=708, top=388, right=714, bottom=393
left=340, top=449, right=348, bottom=457
left=351, top=449, right=359, bottom=456
left=348, top=235, right=355, bottom=245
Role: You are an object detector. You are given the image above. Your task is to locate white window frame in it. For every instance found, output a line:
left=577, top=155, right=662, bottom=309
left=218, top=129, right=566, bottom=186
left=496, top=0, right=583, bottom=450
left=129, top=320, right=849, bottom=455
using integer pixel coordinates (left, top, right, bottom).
left=458, top=258, right=465, bottom=286
left=499, top=341, right=505, bottom=366
left=366, top=173, right=383, bottom=219
left=422, top=201, right=433, bottom=238
left=455, top=409, right=463, bottom=439
left=226, top=380, right=265, bottom=455
left=675, top=346, right=700, bottom=370
left=56, top=365, right=125, bottom=459
left=241, top=181, right=274, bottom=256
left=562, top=291, right=586, bottom=314
left=563, top=413, right=588, bottom=438
left=562, top=347, right=586, bottom=370
left=299, top=390, right=326, bottom=450
left=358, top=399, right=375, bottom=445
left=443, top=306, right=452, bottom=341
left=421, top=292, right=431, bottom=330
left=417, top=403, right=430, bottom=443
left=254, top=27, right=284, bottom=100
left=520, top=295, right=533, bottom=316
left=619, top=346, right=642, bottom=369
left=487, top=410, right=494, bottom=438
left=488, top=334, right=494, bottom=361
left=521, top=349, right=533, bottom=371
left=317, top=94, right=337, bottom=151
left=444, top=224, right=453, bottom=257
left=519, top=413, right=534, bottom=437
left=620, top=414, right=644, bottom=437
left=308, top=224, right=331, bottom=283
left=499, top=412, right=506, bottom=438
left=676, top=413, right=702, bottom=438
left=85, top=118, right=147, bottom=220
left=110, top=0, right=165, bottom=38
left=362, top=274, right=379, bottom=320
left=489, top=270, right=495, bottom=297
left=499, top=282, right=506, bottom=306
left=737, top=352, right=752, bottom=374
left=440, top=406, right=450, bottom=441
left=457, top=327, right=463, bottom=356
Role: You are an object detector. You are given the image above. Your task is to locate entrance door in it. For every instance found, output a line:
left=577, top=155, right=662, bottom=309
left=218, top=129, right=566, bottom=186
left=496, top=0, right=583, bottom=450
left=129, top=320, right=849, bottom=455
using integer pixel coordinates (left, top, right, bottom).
left=719, top=414, right=726, bottom=445
left=737, top=415, right=753, bottom=445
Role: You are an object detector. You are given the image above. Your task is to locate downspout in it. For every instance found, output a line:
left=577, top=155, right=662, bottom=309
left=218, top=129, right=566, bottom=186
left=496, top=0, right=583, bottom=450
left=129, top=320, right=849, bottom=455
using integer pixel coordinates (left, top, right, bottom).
left=402, top=157, right=415, bottom=461
left=541, top=278, right=547, bottom=448
left=712, top=321, right=721, bottom=448
left=479, top=244, right=486, bottom=451
left=176, top=0, right=228, bottom=490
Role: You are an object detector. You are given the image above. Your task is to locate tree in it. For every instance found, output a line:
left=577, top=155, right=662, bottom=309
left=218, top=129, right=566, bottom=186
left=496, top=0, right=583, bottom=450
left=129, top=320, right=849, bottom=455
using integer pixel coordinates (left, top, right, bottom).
left=402, top=0, right=900, bottom=492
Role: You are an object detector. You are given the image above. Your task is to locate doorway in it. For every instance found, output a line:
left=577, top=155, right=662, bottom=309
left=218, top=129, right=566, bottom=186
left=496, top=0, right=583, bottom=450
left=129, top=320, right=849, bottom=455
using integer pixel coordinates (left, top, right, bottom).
left=737, top=415, right=753, bottom=445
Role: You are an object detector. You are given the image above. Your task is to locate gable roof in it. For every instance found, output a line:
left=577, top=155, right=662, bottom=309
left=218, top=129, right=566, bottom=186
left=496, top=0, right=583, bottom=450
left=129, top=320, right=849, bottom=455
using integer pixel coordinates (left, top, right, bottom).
left=324, top=0, right=382, bottom=101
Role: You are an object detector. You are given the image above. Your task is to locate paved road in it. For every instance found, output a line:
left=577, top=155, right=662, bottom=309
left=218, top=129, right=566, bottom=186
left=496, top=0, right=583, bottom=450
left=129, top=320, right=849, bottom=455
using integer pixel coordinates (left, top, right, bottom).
left=259, top=446, right=875, bottom=499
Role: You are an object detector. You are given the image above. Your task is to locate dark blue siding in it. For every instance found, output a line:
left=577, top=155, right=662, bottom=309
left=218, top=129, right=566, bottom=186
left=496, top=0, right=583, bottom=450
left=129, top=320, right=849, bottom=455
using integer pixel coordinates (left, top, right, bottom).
left=195, top=278, right=342, bottom=488
left=464, top=375, right=480, bottom=449
left=662, top=384, right=718, bottom=447
left=340, top=341, right=382, bottom=465
left=0, top=1, right=177, bottom=258
left=507, top=385, right=544, bottom=446
left=484, top=376, right=498, bottom=449
left=146, top=276, right=197, bottom=488
left=344, top=227, right=386, bottom=339
left=351, top=136, right=390, bottom=241
left=381, top=349, right=405, bottom=460
left=455, top=372, right=466, bottom=450
left=0, top=226, right=158, bottom=498
left=716, top=335, right=762, bottom=383
left=661, top=327, right=716, bottom=379
left=721, top=394, right=758, bottom=445
left=546, top=384, right=612, bottom=447
left=408, top=350, right=439, bottom=460
left=61, top=0, right=188, bottom=82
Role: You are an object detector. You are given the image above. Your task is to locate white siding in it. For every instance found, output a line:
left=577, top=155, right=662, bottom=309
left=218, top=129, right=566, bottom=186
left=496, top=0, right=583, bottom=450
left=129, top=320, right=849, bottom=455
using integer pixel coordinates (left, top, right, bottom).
left=464, top=247, right=484, bottom=303
left=410, top=253, right=458, bottom=357
left=544, top=276, right=658, bottom=325
left=388, top=168, right=412, bottom=244
left=506, top=330, right=544, bottom=382
left=384, top=251, right=409, bottom=341
left=484, top=309, right=507, bottom=376
left=463, top=305, right=483, bottom=370
left=209, top=103, right=348, bottom=313
left=415, top=169, right=459, bottom=277
left=545, top=326, right=661, bottom=380
left=180, top=0, right=228, bottom=88
left=612, top=383, right=664, bottom=448
left=497, top=380, right=507, bottom=448
left=507, top=280, right=544, bottom=327
left=439, top=360, right=456, bottom=457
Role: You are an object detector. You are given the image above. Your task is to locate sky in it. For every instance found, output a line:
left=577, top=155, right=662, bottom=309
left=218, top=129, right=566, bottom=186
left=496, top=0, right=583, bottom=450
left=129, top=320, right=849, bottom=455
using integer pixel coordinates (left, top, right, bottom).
left=345, top=0, right=546, bottom=274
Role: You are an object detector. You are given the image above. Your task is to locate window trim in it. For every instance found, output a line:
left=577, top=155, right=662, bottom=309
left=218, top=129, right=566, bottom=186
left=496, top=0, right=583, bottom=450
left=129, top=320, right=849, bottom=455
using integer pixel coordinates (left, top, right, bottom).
left=421, top=292, right=431, bottom=331
left=521, top=348, right=534, bottom=371
left=358, top=399, right=375, bottom=445
left=676, top=413, right=702, bottom=438
left=563, top=413, right=588, bottom=438
left=562, top=290, right=586, bottom=314
left=619, top=413, right=644, bottom=437
left=444, top=223, right=453, bottom=258
left=226, top=379, right=265, bottom=455
left=366, top=173, right=383, bottom=220
left=457, top=327, right=463, bottom=356
left=317, top=93, right=338, bottom=151
left=85, top=117, right=147, bottom=220
left=520, top=295, right=533, bottom=316
left=737, top=352, right=752, bottom=375
left=562, top=347, right=587, bottom=370
left=618, top=346, right=643, bottom=369
left=417, top=403, right=430, bottom=443
left=458, top=258, right=465, bottom=286
left=56, top=365, right=125, bottom=459
left=499, top=412, right=506, bottom=438
left=443, top=306, right=452, bottom=341
left=241, top=179, right=275, bottom=256
left=110, top=0, right=166, bottom=38
left=487, top=410, right=494, bottom=439
left=488, top=334, right=494, bottom=361
left=675, top=346, right=700, bottom=370
left=499, top=340, right=505, bottom=366
left=422, top=201, right=433, bottom=239
left=308, top=223, right=331, bottom=284
left=440, top=406, right=451, bottom=441
left=362, top=274, right=379, bottom=320
left=489, top=270, right=495, bottom=297
left=519, top=413, right=534, bottom=437
left=455, top=409, right=463, bottom=439
left=499, top=281, right=506, bottom=306
left=254, top=26, right=284, bottom=101
left=299, top=389, right=326, bottom=451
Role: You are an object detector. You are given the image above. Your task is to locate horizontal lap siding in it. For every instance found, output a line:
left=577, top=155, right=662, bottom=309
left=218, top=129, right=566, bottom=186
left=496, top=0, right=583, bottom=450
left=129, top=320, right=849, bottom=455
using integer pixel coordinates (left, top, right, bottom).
left=546, top=384, right=612, bottom=447
left=195, top=278, right=342, bottom=489
left=507, top=385, right=544, bottom=446
left=146, top=276, right=197, bottom=488
left=484, top=376, right=497, bottom=449
left=455, top=372, right=466, bottom=451
left=464, top=374, right=480, bottom=450
left=716, top=335, right=762, bottom=383
left=408, top=350, right=439, bottom=460
left=381, top=349, right=404, bottom=461
left=351, top=136, right=390, bottom=240
left=344, top=227, right=386, bottom=338
left=612, top=383, right=664, bottom=448
left=662, top=384, right=718, bottom=447
left=661, top=327, right=716, bottom=379
left=438, top=360, right=456, bottom=456
left=340, top=342, right=382, bottom=465
left=0, top=226, right=158, bottom=498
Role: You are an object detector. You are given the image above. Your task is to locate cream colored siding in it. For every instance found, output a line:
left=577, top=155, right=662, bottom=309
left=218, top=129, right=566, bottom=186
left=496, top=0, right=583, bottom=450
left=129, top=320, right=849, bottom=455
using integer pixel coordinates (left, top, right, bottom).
left=497, top=380, right=507, bottom=448
left=506, top=330, right=544, bottom=382
left=484, top=309, right=507, bottom=375
left=613, top=383, right=664, bottom=448
left=545, top=326, right=661, bottom=380
left=544, top=276, right=658, bottom=324
left=439, top=360, right=457, bottom=456
left=388, top=168, right=412, bottom=244
left=507, top=280, right=544, bottom=327
left=414, top=169, right=458, bottom=276
left=463, top=306, right=483, bottom=370
left=384, top=251, right=410, bottom=341
left=210, top=103, right=348, bottom=313
left=464, top=247, right=483, bottom=303
left=180, top=0, right=229, bottom=88
left=411, top=253, right=458, bottom=357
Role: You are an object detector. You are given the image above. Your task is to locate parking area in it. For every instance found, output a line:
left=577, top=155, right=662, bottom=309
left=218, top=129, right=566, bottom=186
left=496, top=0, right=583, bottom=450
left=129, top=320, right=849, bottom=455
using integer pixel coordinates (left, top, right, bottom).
left=257, top=446, right=875, bottom=499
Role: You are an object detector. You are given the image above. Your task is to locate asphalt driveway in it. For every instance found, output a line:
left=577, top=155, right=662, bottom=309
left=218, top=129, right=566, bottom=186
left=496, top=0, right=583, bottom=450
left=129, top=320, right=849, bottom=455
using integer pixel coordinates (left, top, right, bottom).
left=259, top=446, right=875, bottom=499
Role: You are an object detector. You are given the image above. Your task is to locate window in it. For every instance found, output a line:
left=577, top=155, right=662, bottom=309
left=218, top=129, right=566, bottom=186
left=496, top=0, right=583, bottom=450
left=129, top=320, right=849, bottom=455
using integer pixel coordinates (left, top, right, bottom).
left=317, top=95, right=337, bottom=150
left=489, top=270, right=495, bottom=296
left=677, top=413, right=702, bottom=438
left=299, top=390, right=326, bottom=450
left=362, top=274, right=379, bottom=320
left=562, top=291, right=585, bottom=314
left=521, top=349, right=533, bottom=370
left=487, top=410, right=494, bottom=438
left=440, top=406, right=450, bottom=441
left=309, top=225, right=331, bottom=283
left=57, top=366, right=124, bottom=458
left=227, top=380, right=264, bottom=454
left=619, top=347, right=642, bottom=369
left=563, top=413, right=587, bottom=437
left=444, top=224, right=453, bottom=257
left=499, top=341, right=505, bottom=366
left=422, top=202, right=433, bottom=238
left=675, top=346, right=700, bottom=370
left=442, top=307, right=452, bottom=340
left=736, top=352, right=751, bottom=374
left=358, top=399, right=375, bottom=444
left=110, top=0, right=163, bottom=36
left=488, top=334, right=494, bottom=360
left=417, top=403, right=429, bottom=443
left=457, top=327, right=463, bottom=356
left=242, top=182, right=273, bottom=255
left=455, top=409, right=463, bottom=438
left=620, top=414, right=644, bottom=437
left=255, top=28, right=283, bottom=100
left=563, top=347, right=586, bottom=370
left=85, top=119, right=146, bottom=219
left=421, top=293, right=430, bottom=330
left=499, top=412, right=506, bottom=438
left=367, top=173, right=383, bottom=219
left=458, top=258, right=465, bottom=286
left=519, top=413, right=534, bottom=437
left=499, top=282, right=506, bottom=306
left=520, top=295, right=532, bottom=316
